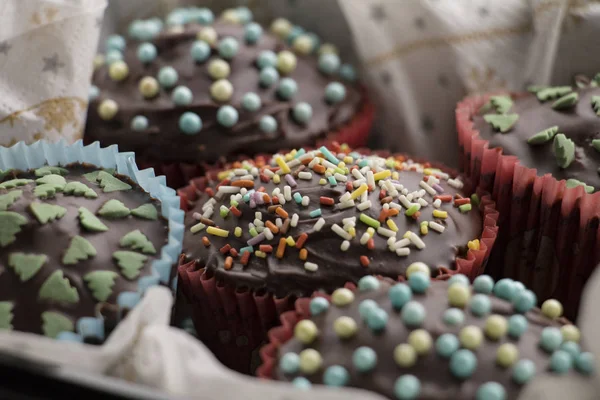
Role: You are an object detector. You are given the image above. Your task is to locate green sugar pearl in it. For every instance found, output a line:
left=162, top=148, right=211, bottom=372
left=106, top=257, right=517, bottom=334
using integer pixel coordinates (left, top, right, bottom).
left=359, top=213, right=381, bottom=229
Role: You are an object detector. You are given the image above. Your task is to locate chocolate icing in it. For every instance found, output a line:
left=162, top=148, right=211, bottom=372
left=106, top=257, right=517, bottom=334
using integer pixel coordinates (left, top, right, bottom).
left=0, top=166, right=168, bottom=338
left=275, top=281, right=585, bottom=400
left=473, top=86, right=600, bottom=190
left=84, top=22, right=362, bottom=166
left=182, top=154, right=482, bottom=298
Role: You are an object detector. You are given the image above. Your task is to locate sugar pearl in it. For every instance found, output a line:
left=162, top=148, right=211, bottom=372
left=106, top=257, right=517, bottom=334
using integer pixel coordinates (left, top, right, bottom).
left=259, top=115, right=278, bottom=133
left=245, top=22, right=263, bottom=44
left=331, top=288, right=354, bottom=306
left=97, top=99, right=118, bottom=120
left=130, top=115, right=148, bottom=131
left=242, top=92, right=262, bottom=112
left=408, top=272, right=430, bottom=294
left=88, top=85, right=99, bottom=101
left=435, top=333, right=459, bottom=358
left=576, top=352, right=596, bottom=375
left=493, top=278, right=517, bottom=301
left=352, top=346, right=377, bottom=372
left=293, top=102, right=313, bottom=124
left=108, top=61, right=129, bottom=81
left=210, top=79, right=234, bottom=102
left=218, top=37, right=239, bottom=59
left=299, top=349, right=322, bottom=374
left=485, top=315, right=508, bottom=340
left=270, top=18, right=292, bottom=39
left=139, top=76, right=159, bottom=98
left=561, top=325, right=581, bottom=343
left=541, top=299, right=563, bottom=319
left=401, top=301, right=426, bottom=327
left=407, top=329, right=432, bottom=355
left=158, top=66, right=178, bottom=88
left=208, top=59, right=231, bottom=80
left=473, top=275, right=495, bottom=294
left=450, top=349, right=477, bottom=379
left=334, top=316, right=357, bottom=339
left=358, top=299, right=379, bottom=320
left=512, top=289, right=537, bottom=313
left=197, top=27, right=217, bottom=45
left=512, top=359, right=536, bottom=384
left=443, top=308, right=465, bottom=326
left=277, top=50, right=297, bottom=74
left=292, top=377, right=312, bottom=390
left=319, top=43, right=339, bottom=55
left=257, top=50, right=277, bottom=69
left=340, top=64, right=357, bottom=82
left=293, top=34, right=314, bottom=55
left=394, top=375, right=421, bottom=400
left=277, top=78, right=298, bottom=100
left=448, top=283, right=470, bottom=307
left=469, top=294, right=491, bottom=317
left=357, top=276, right=380, bottom=292
left=221, top=8, right=240, bottom=24
left=137, top=42, right=157, bottom=63
left=318, top=53, right=340, bottom=75
left=323, top=365, right=349, bottom=387
left=191, top=40, right=211, bottom=62
left=459, top=325, right=483, bottom=350
left=496, top=343, right=519, bottom=367
left=172, top=86, right=193, bottom=106
left=507, top=314, right=528, bottom=338
left=540, top=327, right=563, bottom=353
left=294, top=320, right=318, bottom=344
left=366, top=307, right=388, bottom=331
left=105, top=50, right=123, bottom=64
left=448, top=274, right=470, bottom=286
left=394, top=343, right=417, bottom=367
left=476, top=382, right=506, bottom=400
left=178, top=112, right=202, bottom=135
left=279, top=352, right=299, bottom=374
left=216, top=105, right=239, bottom=127
left=105, top=34, right=126, bottom=52
left=325, top=82, right=346, bottom=104
left=550, top=350, right=573, bottom=374
left=309, top=297, right=329, bottom=316
left=259, top=67, right=279, bottom=87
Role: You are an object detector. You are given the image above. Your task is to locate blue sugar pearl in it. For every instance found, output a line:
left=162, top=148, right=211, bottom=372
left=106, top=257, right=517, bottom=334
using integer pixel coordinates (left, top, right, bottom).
left=293, top=102, right=313, bottom=124
left=309, top=297, right=329, bottom=316
left=507, top=314, right=528, bottom=338
left=130, top=115, right=149, bottom=131
left=242, top=92, right=262, bottom=112
left=196, top=9, right=214, bottom=25
left=450, top=349, right=477, bottom=379
left=191, top=40, right=211, bottom=62
left=473, top=275, right=494, bottom=294
left=493, top=278, right=516, bottom=301
left=408, top=272, right=430, bottom=294
left=279, top=352, right=300, bottom=374
left=540, top=327, right=563, bottom=352
left=259, top=67, right=279, bottom=87
left=217, top=105, right=239, bottom=128
left=166, top=11, right=185, bottom=26
left=513, top=281, right=526, bottom=293
left=259, top=116, right=278, bottom=134
left=257, top=50, right=277, bottom=69
left=158, top=66, right=178, bottom=88
left=576, top=352, right=595, bottom=375
left=292, top=377, right=312, bottom=390
left=448, top=274, right=470, bottom=286
left=236, top=6, right=253, bottom=23
left=358, top=276, right=380, bottom=292
left=287, top=26, right=305, bottom=44
left=325, top=82, right=346, bottom=104
left=436, top=333, right=459, bottom=358
left=133, top=22, right=158, bottom=41
left=105, top=34, right=126, bottom=52
left=389, top=283, right=412, bottom=309
left=366, top=307, right=388, bottom=331
left=307, top=33, right=321, bottom=50
left=469, top=294, right=491, bottom=317
left=443, top=308, right=465, bottom=326
left=172, top=86, right=193, bottom=106
left=394, top=375, right=421, bottom=400
left=277, top=78, right=298, bottom=100
left=218, top=37, right=239, bottom=59
left=318, top=53, right=340, bottom=75
left=476, top=382, right=506, bottom=400
left=339, top=64, right=357, bottom=82
left=550, top=350, right=573, bottom=374
left=105, top=50, right=123, bottom=64
left=179, top=112, right=202, bottom=135
left=323, top=365, right=349, bottom=387
left=401, top=301, right=426, bottom=327
left=358, top=299, right=379, bottom=320
left=352, top=346, right=377, bottom=372
left=512, top=289, right=537, bottom=313
left=512, top=359, right=536, bottom=384
left=245, top=22, right=263, bottom=44
left=128, top=20, right=144, bottom=39
left=560, top=341, right=581, bottom=359
left=137, top=43, right=157, bottom=63
left=88, top=85, right=99, bottom=101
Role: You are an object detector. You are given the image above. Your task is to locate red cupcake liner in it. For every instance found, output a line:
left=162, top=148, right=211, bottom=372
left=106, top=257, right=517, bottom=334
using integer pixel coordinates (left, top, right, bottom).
left=456, top=94, right=600, bottom=319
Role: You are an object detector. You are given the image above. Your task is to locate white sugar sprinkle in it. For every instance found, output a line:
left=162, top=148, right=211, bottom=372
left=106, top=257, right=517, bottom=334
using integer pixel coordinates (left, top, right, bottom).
left=298, top=171, right=312, bottom=180
left=314, top=217, right=326, bottom=231
left=291, top=213, right=299, bottom=227
left=341, top=240, right=350, bottom=251
left=396, top=247, right=410, bottom=256
left=304, top=262, right=319, bottom=272
left=357, top=200, right=372, bottom=211
left=408, top=232, right=426, bottom=249
left=332, top=224, right=352, bottom=240
left=429, top=221, right=445, bottom=233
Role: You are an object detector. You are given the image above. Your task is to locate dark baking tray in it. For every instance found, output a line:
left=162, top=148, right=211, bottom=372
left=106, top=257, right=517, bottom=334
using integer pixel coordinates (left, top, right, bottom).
left=0, top=350, right=186, bottom=400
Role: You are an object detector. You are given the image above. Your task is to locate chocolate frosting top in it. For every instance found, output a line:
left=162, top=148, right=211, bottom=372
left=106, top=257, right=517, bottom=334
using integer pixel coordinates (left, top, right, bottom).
left=473, top=85, right=600, bottom=191
left=0, top=165, right=168, bottom=339
left=182, top=149, right=483, bottom=298
left=85, top=17, right=362, bottom=166
left=274, top=279, right=591, bottom=400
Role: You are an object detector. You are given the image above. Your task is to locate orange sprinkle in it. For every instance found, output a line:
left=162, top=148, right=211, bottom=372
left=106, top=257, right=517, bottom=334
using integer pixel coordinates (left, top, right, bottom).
left=360, top=256, right=370, bottom=267
left=268, top=205, right=282, bottom=213
left=299, top=248, right=308, bottom=261
left=276, top=238, right=287, bottom=259
left=202, top=237, right=211, bottom=247
left=257, top=186, right=266, bottom=192
left=265, top=220, right=279, bottom=234
left=423, top=176, right=429, bottom=182
left=281, top=218, right=290, bottom=234
left=330, top=142, right=341, bottom=152
left=454, top=198, right=471, bottom=206
left=259, top=245, right=273, bottom=253
left=260, top=174, right=269, bottom=183
left=216, top=179, right=230, bottom=190
left=230, top=206, right=242, bottom=217
left=313, top=164, right=326, bottom=174
left=301, top=157, right=313, bottom=166
left=232, top=162, right=242, bottom=168
left=412, top=211, right=421, bottom=220
left=455, top=193, right=463, bottom=199
left=387, top=209, right=399, bottom=217
left=241, top=251, right=251, bottom=266
left=224, top=256, right=233, bottom=270
left=378, top=210, right=388, bottom=223
left=320, top=196, right=335, bottom=206
left=200, top=217, right=215, bottom=226
left=220, top=244, right=231, bottom=254
left=296, top=233, right=308, bottom=249
left=205, top=187, right=214, bottom=197
left=275, top=207, right=289, bottom=219
left=368, top=184, right=375, bottom=192
left=255, top=156, right=266, bottom=167
left=272, top=196, right=280, bottom=205
left=230, top=248, right=239, bottom=257
left=231, top=180, right=255, bottom=188
left=379, top=190, right=387, bottom=200
left=262, top=193, right=271, bottom=204
left=367, top=238, right=375, bottom=250
left=381, top=196, right=393, bottom=204
left=346, top=182, right=353, bottom=191
left=435, top=195, right=453, bottom=203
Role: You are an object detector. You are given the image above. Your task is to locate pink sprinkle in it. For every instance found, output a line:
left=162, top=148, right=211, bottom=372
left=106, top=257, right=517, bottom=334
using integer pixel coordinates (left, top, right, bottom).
left=285, top=174, right=297, bottom=187
left=247, top=232, right=265, bottom=246
left=433, top=184, right=444, bottom=193
left=193, top=212, right=202, bottom=220
left=249, top=199, right=257, bottom=208
left=254, top=191, right=264, bottom=205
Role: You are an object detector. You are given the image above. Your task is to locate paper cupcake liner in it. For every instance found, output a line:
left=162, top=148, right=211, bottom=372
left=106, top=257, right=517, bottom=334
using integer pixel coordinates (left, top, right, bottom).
left=456, top=94, right=600, bottom=319
left=0, top=140, right=184, bottom=342
left=175, top=150, right=499, bottom=373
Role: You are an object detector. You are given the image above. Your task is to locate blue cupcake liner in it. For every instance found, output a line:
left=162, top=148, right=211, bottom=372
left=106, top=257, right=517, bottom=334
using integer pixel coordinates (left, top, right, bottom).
left=0, top=140, right=184, bottom=342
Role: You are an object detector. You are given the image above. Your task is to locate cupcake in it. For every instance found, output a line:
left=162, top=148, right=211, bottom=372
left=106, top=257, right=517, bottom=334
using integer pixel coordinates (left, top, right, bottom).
left=177, top=145, right=498, bottom=372
left=258, top=274, right=595, bottom=399
left=456, top=77, right=600, bottom=319
left=84, top=7, right=374, bottom=188
left=0, top=140, right=183, bottom=342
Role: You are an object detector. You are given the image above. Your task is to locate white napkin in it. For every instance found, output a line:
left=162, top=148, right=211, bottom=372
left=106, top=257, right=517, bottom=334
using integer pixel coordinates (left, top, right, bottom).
left=0, top=0, right=106, bottom=147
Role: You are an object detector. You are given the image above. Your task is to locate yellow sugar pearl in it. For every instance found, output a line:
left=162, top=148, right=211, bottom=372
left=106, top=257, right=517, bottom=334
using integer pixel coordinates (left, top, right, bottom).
left=541, top=299, right=563, bottom=319
left=197, top=27, right=218, bottom=45
left=234, top=227, right=242, bottom=237
left=221, top=8, right=240, bottom=24
left=459, top=325, right=483, bottom=350
left=273, top=174, right=281, bottom=184
left=109, top=61, right=129, bottom=81
left=406, top=262, right=430, bottom=278
left=496, top=343, right=519, bottom=368
left=319, top=178, right=326, bottom=185
left=293, top=35, right=314, bottom=55
left=210, top=79, right=234, bottom=102
left=348, top=227, right=356, bottom=238
left=270, top=18, right=292, bottom=38
left=484, top=314, right=508, bottom=340
left=407, top=329, right=433, bottom=355
left=448, top=283, right=471, bottom=308
left=208, top=59, right=231, bottom=80
left=139, top=76, right=160, bottom=98
left=333, top=316, right=357, bottom=339
left=467, top=239, right=480, bottom=251
left=331, top=288, right=355, bottom=306
left=277, top=50, right=297, bottom=74
left=394, top=344, right=417, bottom=368
left=561, top=325, right=581, bottom=343
left=294, top=320, right=318, bottom=344
left=97, top=99, right=118, bottom=120
left=93, top=54, right=105, bottom=70
left=299, top=348, right=322, bottom=374
left=318, top=43, right=339, bottom=55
